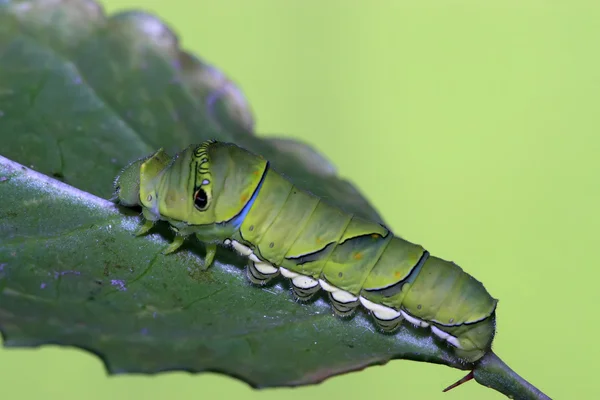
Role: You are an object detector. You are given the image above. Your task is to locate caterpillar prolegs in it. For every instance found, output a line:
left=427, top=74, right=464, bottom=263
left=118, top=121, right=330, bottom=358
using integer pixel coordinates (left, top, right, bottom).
left=113, top=140, right=497, bottom=364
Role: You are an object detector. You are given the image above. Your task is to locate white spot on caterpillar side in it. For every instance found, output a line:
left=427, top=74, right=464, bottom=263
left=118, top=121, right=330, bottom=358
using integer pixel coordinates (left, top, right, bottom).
left=431, top=325, right=450, bottom=340
left=221, top=237, right=462, bottom=350
left=430, top=325, right=461, bottom=348
left=254, top=261, right=278, bottom=275
left=400, top=310, right=429, bottom=328
left=318, top=278, right=337, bottom=292
left=280, top=267, right=300, bottom=279
left=446, top=334, right=461, bottom=348
left=331, top=290, right=358, bottom=304
left=358, top=296, right=401, bottom=320
left=231, top=240, right=252, bottom=256
left=292, top=275, right=319, bottom=289
left=319, top=278, right=358, bottom=304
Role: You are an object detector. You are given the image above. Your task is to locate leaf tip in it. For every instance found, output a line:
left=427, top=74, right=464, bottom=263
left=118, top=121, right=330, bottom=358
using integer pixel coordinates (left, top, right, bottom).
left=442, top=371, right=475, bottom=393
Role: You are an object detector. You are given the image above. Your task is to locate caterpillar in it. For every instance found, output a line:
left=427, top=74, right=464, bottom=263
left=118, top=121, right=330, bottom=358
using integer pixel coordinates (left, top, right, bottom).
left=113, top=140, right=497, bottom=363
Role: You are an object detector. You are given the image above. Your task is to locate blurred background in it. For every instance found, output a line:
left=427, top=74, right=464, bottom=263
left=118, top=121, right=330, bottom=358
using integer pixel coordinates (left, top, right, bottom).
left=2, top=0, right=599, bottom=399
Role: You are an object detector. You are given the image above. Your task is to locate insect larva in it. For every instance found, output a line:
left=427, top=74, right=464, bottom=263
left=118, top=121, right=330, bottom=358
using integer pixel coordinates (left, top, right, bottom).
left=113, top=140, right=497, bottom=363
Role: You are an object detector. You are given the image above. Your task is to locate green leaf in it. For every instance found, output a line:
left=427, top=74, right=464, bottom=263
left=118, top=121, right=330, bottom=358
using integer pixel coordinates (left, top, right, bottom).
left=0, top=1, right=549, bottom=399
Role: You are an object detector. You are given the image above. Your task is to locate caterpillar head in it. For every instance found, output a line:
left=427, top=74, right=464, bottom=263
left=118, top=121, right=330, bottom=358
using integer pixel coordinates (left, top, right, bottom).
left=141, top=141, right=267, bottom=227
left=112, top=149, right=171, bottom=209
left=112, top=158, right=144, bottom=206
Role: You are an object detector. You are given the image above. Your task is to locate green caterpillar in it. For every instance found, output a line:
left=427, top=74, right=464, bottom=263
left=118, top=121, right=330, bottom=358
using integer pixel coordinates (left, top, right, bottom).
left=113, top=140, right=497, bottom=363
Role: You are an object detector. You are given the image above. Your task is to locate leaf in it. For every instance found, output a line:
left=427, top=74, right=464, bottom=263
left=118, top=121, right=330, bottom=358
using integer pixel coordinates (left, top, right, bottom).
left=0, top=1, right=549, bottom=399
left=0, top=0, right=383, bottom=224
left=3, top=156, right=403, bottom=385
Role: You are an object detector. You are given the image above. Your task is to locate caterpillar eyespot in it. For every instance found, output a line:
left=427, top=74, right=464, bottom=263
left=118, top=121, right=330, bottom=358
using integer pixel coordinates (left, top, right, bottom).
left=113, top=140, right=498, bottom=365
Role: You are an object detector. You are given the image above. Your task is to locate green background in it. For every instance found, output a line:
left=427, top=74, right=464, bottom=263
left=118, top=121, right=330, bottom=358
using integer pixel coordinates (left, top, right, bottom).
left=1, top=1, right=597, bottom=398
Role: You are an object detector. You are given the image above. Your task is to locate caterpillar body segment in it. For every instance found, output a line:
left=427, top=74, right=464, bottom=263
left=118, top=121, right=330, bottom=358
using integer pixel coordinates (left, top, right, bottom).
left=113, top=140, right=498, bottom=363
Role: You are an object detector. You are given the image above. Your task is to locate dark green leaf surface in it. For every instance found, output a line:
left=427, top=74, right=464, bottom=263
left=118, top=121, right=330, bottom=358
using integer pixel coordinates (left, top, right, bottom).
left=0, top=155, right=462, bottom=387
left=0, top=1, right=549, bottom=398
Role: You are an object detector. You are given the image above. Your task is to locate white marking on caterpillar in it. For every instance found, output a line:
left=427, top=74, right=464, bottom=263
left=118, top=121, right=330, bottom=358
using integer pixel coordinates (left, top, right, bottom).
left=318, top=278, right=337, bottom=292
left=318, top=278, right=358, bottom=304
left=292, top=275, right=319, bottom=289
left=226, top=238, right=452, bottom=346
left=331, top=290, right=358, bottom=304
left=231, top=240, right=252, bottom=256
left=280, top=267, right=300, bottom=279
left=446, top=334, right=461, bottom=348
left=432, top=324, right=463, bottom=349
left=431, top=325, right=450, bottom=340
left=400, top=309, right=429, bottom=328
left=359, top=296, right=401, bottom=320
left=254, top=261, right=278, bottom=275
